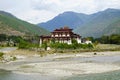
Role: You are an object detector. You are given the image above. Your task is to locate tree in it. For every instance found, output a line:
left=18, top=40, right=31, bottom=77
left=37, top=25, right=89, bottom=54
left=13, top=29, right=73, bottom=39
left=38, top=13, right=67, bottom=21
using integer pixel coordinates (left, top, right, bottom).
left=51, top=38, right=55, bottom=44
left=42, top=41, right=48, bottom=50
left=72, top=39, right=78, bottom=44
left=0, top=34, right=7, bottom=41
left=88, top=43, right=93, bottom=49
left=109, top=34, right=120, bottom=44
left=18, top=40, right=29, bottom=49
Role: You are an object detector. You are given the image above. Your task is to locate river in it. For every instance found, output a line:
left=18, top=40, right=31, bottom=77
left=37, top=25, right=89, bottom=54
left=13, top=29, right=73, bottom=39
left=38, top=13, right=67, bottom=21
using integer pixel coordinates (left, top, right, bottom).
left=0, top=69, right=58, bottom=80
left=0, top=69, right=120, bottom=80
left=0, top=51, right=120, bottom=80
left=64, top=70, right=120, bottom=80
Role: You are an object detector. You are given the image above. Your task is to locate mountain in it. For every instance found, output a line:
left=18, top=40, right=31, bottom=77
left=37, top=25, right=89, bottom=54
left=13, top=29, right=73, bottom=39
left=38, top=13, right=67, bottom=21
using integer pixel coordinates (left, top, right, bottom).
left=0, top=11, right=15, bottom=18
left=103, top=19, right=120, bottom=35
left=0, top=11, right=49, bottom=36
left=38, top=8, right=120, bottom=38
left=38, top=11, right=89, bottom=31
left=74, top=8, right=120, bottom=37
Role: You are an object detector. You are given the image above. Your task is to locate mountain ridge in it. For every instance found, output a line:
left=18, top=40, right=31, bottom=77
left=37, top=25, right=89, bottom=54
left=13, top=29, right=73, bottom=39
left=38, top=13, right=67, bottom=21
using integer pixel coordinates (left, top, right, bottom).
left=0, top=11, right=49, bottom=36
left=38, top=11, right=89, bottom=31
left=38, top=8, right=120, bottom=38
left=74, top=8, right=120, bottom=37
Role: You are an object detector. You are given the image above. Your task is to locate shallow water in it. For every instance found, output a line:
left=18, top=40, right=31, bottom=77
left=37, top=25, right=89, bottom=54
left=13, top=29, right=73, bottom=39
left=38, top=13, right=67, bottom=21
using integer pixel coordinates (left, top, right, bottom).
left=75, top=55, right=120, bottom=63
left=54, top=55, right=120, bottom=63
left=64, top=70, right=120, bottom=80
left=0, top=69, right=59, bottom=80
left=1, top=69, right=120, bottom=80
left=1, top=53, right=120, bottom=80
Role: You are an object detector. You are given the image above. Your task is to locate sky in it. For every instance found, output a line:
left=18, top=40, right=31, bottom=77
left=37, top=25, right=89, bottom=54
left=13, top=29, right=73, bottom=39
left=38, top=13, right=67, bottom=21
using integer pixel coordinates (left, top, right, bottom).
left=0, top=0, right=120, bottom=24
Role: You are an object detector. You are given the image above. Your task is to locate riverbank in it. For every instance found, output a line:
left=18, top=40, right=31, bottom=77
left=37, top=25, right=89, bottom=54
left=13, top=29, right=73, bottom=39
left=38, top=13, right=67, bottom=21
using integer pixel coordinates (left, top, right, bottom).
left=0, top=47, right=120, bottom=80
left=15, top=61, right=120, bottom=76
left=15, top=51, right=120, bottom=76
left=0, top=50, right=120, bottom=79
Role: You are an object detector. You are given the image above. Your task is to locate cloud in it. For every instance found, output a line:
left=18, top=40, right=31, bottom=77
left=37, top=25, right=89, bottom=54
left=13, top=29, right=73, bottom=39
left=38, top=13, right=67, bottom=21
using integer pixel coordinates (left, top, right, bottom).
left=0, top=0, right=120, bottom=24
left=93, top=0, right=120, bottom=11
left=32, top=0, right=61, bottom=12
left=18, top=10, right=57, bottom=23
left=32, top=0, right=96, bottom=13
left=32, top=0, right=120, bottom=14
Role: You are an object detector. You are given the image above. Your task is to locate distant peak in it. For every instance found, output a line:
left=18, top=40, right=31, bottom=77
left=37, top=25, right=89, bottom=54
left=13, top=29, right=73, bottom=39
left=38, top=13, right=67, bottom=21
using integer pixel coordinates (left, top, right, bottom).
left=62, top=11, right=76, bottom=14
left=0, top=10, right=15, bottom=18
left=105, top=8, right=120, bottom=12
left=61, top=11, right=87, bottom=16
left=106, top=8, right=114, bottom=10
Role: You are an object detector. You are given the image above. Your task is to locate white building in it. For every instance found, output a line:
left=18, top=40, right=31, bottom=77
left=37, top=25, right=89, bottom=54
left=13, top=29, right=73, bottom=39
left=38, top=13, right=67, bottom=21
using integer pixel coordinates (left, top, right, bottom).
left=40, top=27, right=82, bottom=45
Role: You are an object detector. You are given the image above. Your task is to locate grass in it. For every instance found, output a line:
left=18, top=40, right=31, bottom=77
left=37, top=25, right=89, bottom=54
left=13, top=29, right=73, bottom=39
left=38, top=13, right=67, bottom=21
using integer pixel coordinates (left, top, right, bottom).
left=39, top=44, right=120, bottom=54
left=0, top=12, right=49, bottom=35
left=3, top=44, right=120, bottom=58
left=5, top=49, right=40, bottom=59
left=94, top=44, right=120, bottom=51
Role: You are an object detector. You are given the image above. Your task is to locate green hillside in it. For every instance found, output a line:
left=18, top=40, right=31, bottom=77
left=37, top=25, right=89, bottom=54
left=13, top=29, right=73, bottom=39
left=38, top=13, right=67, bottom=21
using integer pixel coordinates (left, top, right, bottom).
left=103, top=19, right=120, bottom=35
left=38, top=11, right=89, bottom=31
left=0, top=11, right=49, bottom=36
left=37, top=8, right=120, bottom=38
left=74, top=9, right=120, bottom=38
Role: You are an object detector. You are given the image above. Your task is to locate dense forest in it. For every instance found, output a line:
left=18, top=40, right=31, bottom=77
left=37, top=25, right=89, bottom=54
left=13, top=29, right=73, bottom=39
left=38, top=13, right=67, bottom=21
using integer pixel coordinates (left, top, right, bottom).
left=0, top=34, right=39, bottom=48
left=95, top=34, right=120, bottom=45
left=0, top=34, right=119, bottom=50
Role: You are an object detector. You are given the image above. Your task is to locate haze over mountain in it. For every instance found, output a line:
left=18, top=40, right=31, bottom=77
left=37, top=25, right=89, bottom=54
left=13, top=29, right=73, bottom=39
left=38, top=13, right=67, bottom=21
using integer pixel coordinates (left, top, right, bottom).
left=0, top=11, right=49, bottom=36
left=38, top=11, right=89, bottom=31
left=38, top=8, right=120, bottom=38
left=74, top=8, right=120, bottom=38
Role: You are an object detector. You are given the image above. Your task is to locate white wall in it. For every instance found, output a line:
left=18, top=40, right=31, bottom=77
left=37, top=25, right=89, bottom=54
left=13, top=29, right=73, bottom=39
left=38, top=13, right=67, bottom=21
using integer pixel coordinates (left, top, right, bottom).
left=39, top=38, right=42, bottom=47
left=77, top=38, right=81, bottom=43
left=85, top=41, right=92, bottom=44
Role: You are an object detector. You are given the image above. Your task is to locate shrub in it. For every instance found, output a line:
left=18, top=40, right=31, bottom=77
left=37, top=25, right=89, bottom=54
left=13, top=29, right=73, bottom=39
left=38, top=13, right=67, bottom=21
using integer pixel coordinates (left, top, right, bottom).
left=0, top=52, right=4, bottom=60
left=9, top=56, right=17, bottom=61
left=50, top=42, right=93, bottom=49
left=12, top=56, right=17, bottom=61
left=18, top=40, right=38, bottom=49
left=41, top=41, right=47, bottom=50
left=18, top=40, right=29, bottom=49
left=88, top=43, right=94, bottom=49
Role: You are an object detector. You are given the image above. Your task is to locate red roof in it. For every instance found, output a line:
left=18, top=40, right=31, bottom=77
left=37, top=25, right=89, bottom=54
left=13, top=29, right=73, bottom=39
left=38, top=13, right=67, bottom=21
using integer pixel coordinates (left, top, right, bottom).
left=53, top=27, right=73, bottom=32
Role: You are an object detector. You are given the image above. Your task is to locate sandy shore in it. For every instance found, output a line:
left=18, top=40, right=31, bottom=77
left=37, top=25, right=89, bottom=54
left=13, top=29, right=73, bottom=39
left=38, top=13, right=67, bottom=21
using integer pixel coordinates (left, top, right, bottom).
left=16, top=61, right=120, bottom=77
left=0, top=49, right=120, bottom=78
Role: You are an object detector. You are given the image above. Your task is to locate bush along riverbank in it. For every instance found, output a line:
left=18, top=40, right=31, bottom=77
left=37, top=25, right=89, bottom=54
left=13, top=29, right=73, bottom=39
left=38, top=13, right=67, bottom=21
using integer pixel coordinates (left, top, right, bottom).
left=0, top=51, right=17, bottom=63
left=38, top=44, right=120, bottom=56
left=17, top=40, right=120, bottom=55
